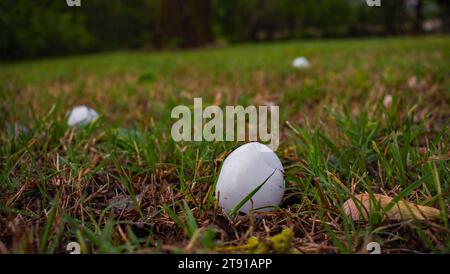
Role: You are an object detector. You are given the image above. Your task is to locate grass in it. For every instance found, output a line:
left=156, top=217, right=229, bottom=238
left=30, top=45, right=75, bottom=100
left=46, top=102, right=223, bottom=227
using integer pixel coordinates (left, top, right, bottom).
left=0, top=36, right=449, bottom=254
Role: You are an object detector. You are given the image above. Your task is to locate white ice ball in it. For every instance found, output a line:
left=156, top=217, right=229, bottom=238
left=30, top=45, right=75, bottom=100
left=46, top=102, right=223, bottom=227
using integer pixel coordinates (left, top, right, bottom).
left=292, top=57, right=310, bottom=69
left=215, top=142, right=285, bottom=214
left=67, top=105, right=99, bottom=127
left=383, top=94, right=393, bottom=108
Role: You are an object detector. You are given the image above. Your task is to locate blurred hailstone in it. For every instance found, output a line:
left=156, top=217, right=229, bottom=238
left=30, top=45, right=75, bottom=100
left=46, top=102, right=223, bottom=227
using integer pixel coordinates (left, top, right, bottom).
left=292, top=57, right=310, bottom=69
left=67, top=105, right=99, bottom=127
left=383, top=94, right=393, bottom=108
left=215, top=142, right=285, bottom=214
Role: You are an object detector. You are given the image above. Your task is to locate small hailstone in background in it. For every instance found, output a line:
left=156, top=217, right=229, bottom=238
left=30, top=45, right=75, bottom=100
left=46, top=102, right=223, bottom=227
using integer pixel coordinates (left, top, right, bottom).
left=215, top=142, right=285, bottom=214
left=67, top=105, right=99, bottom=127
left=383, top=94, right=393, bottom=108
left=292, top=56, right=310, bottom=69
left=407, top=76, right=418, bottom=89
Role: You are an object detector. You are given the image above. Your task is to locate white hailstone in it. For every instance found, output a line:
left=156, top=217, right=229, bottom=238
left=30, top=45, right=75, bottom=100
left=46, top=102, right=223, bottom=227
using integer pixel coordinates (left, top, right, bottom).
left=292, top=56, right=310, bottom=69
left=67, top=105, right=99, bottom=127
left=215, top=142, right=285, bottom=214
left=383, top=94, right=393, bottom=108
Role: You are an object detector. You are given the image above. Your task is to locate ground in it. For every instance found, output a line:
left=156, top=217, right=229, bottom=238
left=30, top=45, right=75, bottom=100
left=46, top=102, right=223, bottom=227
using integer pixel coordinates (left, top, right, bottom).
left=0, top=36, right=449, bottom=253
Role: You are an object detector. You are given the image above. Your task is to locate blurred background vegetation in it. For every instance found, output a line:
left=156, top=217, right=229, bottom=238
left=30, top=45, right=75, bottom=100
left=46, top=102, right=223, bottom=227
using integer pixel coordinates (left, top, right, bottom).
left=1, top=0, right=448, bottom=60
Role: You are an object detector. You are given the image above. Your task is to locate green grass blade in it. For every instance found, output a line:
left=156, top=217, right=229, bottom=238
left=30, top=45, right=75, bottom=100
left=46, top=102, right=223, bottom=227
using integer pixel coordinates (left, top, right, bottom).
left=229, top=168, right=277, bottom=218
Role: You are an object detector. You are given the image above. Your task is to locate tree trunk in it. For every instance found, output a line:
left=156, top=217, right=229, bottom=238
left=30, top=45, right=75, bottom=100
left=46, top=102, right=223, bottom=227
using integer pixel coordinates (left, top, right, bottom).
left=414, top=0, right=424, bottom=33
left=155, top=0, right=213, bottom=48
left=383, top=0, right=405, bottom=35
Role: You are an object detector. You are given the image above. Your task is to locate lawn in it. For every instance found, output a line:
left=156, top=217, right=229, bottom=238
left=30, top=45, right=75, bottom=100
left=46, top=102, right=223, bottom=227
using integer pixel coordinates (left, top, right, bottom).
left=0, top=36, right=449, bottom=253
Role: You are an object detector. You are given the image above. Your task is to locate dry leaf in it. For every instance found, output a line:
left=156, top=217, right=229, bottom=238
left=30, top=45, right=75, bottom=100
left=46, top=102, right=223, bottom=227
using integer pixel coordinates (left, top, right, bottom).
left=343, top=193, right=440, bottom=222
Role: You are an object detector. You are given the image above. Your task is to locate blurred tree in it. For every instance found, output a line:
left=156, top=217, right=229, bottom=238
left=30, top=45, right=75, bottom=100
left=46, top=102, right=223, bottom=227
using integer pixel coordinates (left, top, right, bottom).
left=0, top=0, right=92, bottom=59
left=435, top=0, right=449, bottom=32
left=80, top=0, right=156, bottom=50
left=301, top=0, right=356, bottom=37
left=383, top=0, right=407, bottom=34
left=414, top=0, right=424, bottom=33
left=1, top=0, right=448, bottom=60
left=155, top=0, right=213, bottom=48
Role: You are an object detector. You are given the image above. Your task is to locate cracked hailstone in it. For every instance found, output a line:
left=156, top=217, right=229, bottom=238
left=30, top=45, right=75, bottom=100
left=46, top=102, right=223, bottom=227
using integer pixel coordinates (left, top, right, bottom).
left=292, top=57, right=310, bottom=69
left=215, top=142, right=285, bottom=214
left=67, top=105, right=99, bottom=127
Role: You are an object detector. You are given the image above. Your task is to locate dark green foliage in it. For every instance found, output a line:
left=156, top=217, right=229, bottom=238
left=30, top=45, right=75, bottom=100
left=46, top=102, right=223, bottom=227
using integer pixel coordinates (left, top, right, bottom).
left=0, top=1, right=448, bottom=59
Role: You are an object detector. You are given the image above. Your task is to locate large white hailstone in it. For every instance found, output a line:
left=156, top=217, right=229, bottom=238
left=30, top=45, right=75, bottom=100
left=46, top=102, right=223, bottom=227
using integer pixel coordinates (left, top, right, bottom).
left=67, top=105, right=99, bottom=127
left=215, top=142, right=285, bottom=214
left=292, top=56, right=310, bottom=69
